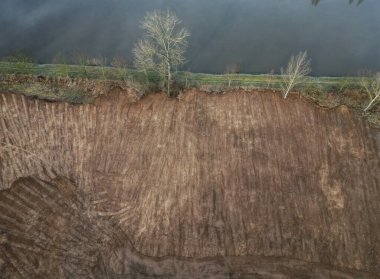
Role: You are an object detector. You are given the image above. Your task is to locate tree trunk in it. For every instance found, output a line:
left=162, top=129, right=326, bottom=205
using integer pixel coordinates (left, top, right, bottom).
left=283, top=83, right=292, bottom=99
left=167, top=61, right=171, bottom=96
left=364, top=94, right=379, bottom=112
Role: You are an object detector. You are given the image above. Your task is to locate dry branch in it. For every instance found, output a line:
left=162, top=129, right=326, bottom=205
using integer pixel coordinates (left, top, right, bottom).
left=360, top=73, right=380, bottom=112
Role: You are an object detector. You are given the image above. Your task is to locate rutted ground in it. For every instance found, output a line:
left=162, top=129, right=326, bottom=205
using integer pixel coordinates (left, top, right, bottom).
left=0, top=89, right=379, bottom=278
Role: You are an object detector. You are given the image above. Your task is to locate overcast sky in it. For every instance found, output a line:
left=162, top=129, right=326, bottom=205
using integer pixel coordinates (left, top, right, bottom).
left=0, top=0, right=379, bottom=75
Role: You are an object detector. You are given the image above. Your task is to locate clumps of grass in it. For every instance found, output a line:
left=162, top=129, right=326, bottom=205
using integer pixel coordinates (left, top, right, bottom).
left=200, top=83, right=226, bottom=94
left=363, top=112, right=380, bottom=126
left=299, top=80, right=379, bottom=126
left=302, top=81, right=358, bottom=108
left=61, top=89, right=93, bottom=104
left=0, top=75, right=97, bottom=104
left=301, top=83, right=330, bottom=105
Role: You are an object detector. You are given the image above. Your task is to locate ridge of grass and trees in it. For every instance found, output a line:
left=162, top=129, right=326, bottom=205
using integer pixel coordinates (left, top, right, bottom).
left=0, top=9, right=378, bottom=125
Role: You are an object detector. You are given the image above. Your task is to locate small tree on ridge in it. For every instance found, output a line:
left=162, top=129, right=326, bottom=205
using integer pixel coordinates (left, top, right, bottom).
left=280, top=51, right=311, bottom=99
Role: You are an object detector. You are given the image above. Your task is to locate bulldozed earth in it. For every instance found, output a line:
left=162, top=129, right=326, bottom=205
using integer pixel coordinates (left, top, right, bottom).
left=0, top=88, right=379, bottom=278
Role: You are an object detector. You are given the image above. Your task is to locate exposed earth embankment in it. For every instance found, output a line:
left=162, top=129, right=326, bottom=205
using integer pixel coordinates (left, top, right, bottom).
left=0, top=89, right=379, bottom=278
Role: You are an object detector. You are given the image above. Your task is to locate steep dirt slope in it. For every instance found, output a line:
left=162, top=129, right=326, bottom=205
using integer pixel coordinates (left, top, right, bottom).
left=0, top=176, right=130, bottom=278
left=0, top=89, right=379, bottom=277
left=2, top=175, right=377, bottom=278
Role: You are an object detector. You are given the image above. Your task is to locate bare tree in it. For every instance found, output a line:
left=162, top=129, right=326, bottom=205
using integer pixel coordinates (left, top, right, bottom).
left=53, top=52, right=70, bottom=77
left=73, top=50, right=87, bottom=65
left=133, top=40, right=156, bottom=86
left=90, top=55, right=108, bottom=79
left=111, top=55, right=128, bottom=69
left=224, top=64, right=240, bottom=88
left=360, top=73, right=380, bottom=112
left=133, top=10, right=190, bottom=96
left=111, top=55, right=129, bottom=83
left=72, top=50, right=88, bottom=77
left=183, top=70, right=192, bottom=89
left=280, top=51, right=311, bottom=99
left=265, top=69, right=276, bottom=90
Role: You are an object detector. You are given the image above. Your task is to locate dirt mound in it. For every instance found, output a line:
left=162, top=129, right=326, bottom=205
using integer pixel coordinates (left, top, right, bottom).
left=0, top=90, right=379, bottom=277
left=0, top=176, right=128, bottom=278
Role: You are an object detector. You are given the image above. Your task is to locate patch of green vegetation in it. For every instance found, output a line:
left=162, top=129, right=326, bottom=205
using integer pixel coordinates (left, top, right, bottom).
left=0, top=82, right=93, bottom=103
left=61, top=89, right=93, bottom=104
left=0, top=74, right=94, bottom=104
left=0, top=62, right=361, bottom=90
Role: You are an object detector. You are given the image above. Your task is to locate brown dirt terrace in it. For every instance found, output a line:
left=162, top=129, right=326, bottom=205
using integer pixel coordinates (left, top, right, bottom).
left=0, top=89, right=379, bottom=278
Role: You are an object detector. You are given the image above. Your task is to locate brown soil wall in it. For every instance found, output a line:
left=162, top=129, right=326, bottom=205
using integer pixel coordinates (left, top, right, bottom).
left=0, top=89, right=379, bottom=276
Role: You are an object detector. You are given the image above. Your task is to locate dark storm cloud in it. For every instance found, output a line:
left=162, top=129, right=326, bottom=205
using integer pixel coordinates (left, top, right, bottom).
left=0, top=0, right=379, bottom=75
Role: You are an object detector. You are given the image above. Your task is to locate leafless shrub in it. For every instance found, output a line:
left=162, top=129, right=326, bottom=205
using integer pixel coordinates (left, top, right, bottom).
left=53, top=52, right=70, bottom=77
left=72, top=50, right=88, bottom=66
left=88, top=56, right=108, bottom=79
left=265, top=69, right=276, bottom=90
left=111, top=55, right=128, bottom=69
left=224, top=64, right=240, bottom=88
left=72, top=50, right=89, bottom=77
left=112, top=55, right=129, bottom=82
left=200, top=84, right=225, bottom=94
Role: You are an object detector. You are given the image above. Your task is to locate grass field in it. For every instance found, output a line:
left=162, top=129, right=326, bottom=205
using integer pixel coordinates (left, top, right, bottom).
left=0, top=61, right=362, bottom=91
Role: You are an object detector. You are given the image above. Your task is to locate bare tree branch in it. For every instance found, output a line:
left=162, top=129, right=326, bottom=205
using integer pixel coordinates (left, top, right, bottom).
left=361, top=72, right=380, bottom=112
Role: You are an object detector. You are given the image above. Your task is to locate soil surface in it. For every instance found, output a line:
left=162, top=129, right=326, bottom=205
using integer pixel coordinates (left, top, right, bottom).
left=0, top=89, right=379, bottom=278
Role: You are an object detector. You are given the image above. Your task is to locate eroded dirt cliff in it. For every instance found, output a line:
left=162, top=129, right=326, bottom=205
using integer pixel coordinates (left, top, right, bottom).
left=0, top=89, right=379, bottom=278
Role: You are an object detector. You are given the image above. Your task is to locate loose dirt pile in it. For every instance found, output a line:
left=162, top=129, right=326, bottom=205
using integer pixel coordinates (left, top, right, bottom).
left=0, top=89, right=379, bottom=278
